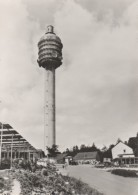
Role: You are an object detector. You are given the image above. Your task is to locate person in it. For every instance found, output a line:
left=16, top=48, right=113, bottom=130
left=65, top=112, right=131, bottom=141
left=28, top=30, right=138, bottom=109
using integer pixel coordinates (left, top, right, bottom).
left=64, top=162, right=68, bottom=169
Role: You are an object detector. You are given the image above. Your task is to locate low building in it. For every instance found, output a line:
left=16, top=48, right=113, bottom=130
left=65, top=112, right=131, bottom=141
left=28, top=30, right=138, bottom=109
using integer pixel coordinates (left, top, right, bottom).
left=55, top=153, right=67, bottom=164
left=35, top=149, right=45, bottom=159
left=103, top=158, right=112, bottom=166
left=73, top=151, right=100, bottom=164
left=0, top=122, right=44, bottom=164
left=65, top=156, right=73, bottom=164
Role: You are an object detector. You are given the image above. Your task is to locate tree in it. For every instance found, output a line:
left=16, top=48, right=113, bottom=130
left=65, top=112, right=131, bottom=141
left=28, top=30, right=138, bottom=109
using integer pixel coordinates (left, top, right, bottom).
left=100, top=144, right=114, bottom=161
left=80, top=144, right=86, bottom=152
left=65, top=148, right=70, bottom=154
left=101, top=146, right=108, bottom=152
left=46, top=144, right=60, bottom=157
left=116, top=138, right=122, bottom=144
left=91, top=143, right=98, bottom=151
left=73, top=145, right=79, bottom=152
left=128, top=137, right=138, bottom=151
left=128, top=133, right=138, bottom=157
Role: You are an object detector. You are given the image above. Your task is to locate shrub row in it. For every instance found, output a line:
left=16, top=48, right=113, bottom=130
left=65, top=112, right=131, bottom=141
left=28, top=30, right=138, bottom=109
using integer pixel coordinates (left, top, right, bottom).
left=111, top=169, right=137, bottom=177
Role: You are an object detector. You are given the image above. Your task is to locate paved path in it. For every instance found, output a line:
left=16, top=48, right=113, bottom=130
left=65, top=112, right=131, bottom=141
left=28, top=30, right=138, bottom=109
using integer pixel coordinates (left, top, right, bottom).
left=11, top=179, right=21, bottom=195
left=63, top=165, right=138, bottom=195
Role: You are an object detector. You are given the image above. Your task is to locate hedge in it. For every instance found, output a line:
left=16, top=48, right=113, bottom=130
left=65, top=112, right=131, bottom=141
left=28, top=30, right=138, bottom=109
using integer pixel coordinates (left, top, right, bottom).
left=111, top=169, right=137, bottom=177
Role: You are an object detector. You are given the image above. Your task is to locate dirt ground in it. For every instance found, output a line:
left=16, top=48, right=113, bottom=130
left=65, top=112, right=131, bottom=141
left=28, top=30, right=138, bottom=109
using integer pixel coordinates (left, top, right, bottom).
left=0, top=170, right=21, bottom=195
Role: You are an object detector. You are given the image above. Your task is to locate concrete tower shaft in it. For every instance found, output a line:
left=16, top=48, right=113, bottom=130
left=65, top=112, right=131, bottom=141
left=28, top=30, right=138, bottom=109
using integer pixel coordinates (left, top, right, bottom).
left=37, top=26, right=63, bottom=149
left=45, top=66, right=55, bottom=147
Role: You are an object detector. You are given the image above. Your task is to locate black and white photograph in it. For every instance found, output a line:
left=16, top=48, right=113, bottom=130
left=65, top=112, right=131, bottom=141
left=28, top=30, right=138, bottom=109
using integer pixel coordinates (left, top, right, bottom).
left=0, top=0, right=138, bottom=194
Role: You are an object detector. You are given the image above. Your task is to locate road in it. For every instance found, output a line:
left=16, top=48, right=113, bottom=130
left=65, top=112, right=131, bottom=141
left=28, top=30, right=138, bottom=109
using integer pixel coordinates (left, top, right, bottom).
left=64, top=165, right=138, bottom=195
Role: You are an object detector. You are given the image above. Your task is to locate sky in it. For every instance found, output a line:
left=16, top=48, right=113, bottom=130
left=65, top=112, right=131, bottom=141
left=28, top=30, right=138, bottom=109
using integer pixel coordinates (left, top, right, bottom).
left=0, top=0, right=138, bottom=151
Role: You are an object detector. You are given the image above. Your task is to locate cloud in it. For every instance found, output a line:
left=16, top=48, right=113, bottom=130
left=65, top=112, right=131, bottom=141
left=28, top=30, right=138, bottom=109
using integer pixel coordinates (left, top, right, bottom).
left=75, top=0, right=135, bottom=25
left=0, top=0, right=137, bottom=151
left=23, top=0, right=63, bottom=27
left=55, top=0, right=138, bottom=149
left=0, top=0, right=43, bottom=148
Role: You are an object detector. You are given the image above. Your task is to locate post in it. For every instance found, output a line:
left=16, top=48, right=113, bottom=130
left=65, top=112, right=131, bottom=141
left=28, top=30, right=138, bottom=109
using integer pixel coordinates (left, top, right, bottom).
left=14, top=151, right=16, bottom=159
left=7, top=150, right=9, bottom=159
left=124, top=158, right=126, bottom=165
left=11, top=134, right=14, bottom=168
left=0, top=123, right=3, bottom=166
left=28, top=150, right=30, bottom=161
left=46, top=135, right=49, bottom=160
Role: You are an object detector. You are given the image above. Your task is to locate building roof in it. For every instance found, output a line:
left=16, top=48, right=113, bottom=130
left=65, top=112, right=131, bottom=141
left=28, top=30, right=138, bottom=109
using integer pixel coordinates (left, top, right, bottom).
left=0, top=122, right=36, bottom=152
left=112, top=141, right=133, bottom=151
left=0, top=122, right=13, bottom=129
left=74, top=152, right=98, bottom=160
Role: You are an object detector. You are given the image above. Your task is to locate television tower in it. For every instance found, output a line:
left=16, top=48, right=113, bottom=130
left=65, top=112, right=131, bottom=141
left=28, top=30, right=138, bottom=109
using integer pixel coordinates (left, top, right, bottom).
left=37, top=26, right=63, bottom=151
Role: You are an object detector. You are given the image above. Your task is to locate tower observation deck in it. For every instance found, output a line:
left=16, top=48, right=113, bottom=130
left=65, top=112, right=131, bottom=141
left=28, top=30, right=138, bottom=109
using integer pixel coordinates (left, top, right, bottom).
left=37, top=25, right=63, bottom=150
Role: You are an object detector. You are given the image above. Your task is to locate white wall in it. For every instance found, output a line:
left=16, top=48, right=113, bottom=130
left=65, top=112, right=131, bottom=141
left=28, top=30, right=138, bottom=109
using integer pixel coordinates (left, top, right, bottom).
left=112, top=142, right=134, bottom=159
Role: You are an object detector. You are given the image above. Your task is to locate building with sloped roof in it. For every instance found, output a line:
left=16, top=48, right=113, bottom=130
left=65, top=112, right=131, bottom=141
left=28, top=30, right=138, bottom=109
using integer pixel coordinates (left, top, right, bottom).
left=111, top=141, right=138, bottom=165
left=112, top=141, right=134, bottom=159
left=73, top=152, right=100, bottom=164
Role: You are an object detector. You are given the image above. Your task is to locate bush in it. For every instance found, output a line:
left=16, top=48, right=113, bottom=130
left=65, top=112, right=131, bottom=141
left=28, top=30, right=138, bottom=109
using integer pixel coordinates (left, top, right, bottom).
left=0, top=159, right=10, bottom=170
left=0, top=177, right=4, bottom=189
left=0, top=176, right=12, bottom=192
left=111, top=169, right=137, bottom=177
left=41, top=168, right=48, bottom=176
